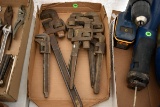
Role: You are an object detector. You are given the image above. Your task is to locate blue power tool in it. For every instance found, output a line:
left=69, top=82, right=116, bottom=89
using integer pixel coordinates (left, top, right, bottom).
left=114, top=0, right=152, bottom=50
left=127, top=0, right=160, bottom=90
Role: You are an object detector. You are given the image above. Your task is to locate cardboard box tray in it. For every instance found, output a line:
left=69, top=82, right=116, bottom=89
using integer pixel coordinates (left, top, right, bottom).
left=111, top=10, right=160, bottom=107
left=28, top=2, right=111, bottom=107
left=0, top=0, right=33, bottom=101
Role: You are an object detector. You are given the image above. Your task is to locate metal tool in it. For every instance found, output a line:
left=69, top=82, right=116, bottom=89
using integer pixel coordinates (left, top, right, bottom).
left=67, top=12, right=105, bottom=93
left=133, top=86, right=137, bottom=107
left=85, top=12, right=104, bottom=91
left=127, top=0, right=160, bottom=106
left=40, top=9, right=83, bottom=107
left=88, top=41, right=96, bottom=88
left=69, top=26, right=93, bottom=89
left=113, top=0, right=152, bottom=49
left=84, top=12, right=104, bottom=33
left=35, top=33, right=50, bottom=98
left=13, top=5, right=26, bottom=39
left=40, top=9, right=65, bottom=38
left=92, top=33, right=105, bottom=94
left=6, top=55, right=17, bottom=92
left=0, top=54, right=13, bottom=87
left=67, top=13, right=93, bottom=89
left=0, top=6, right=13, bottom=62
left=0, top=25, right=12, bottom=63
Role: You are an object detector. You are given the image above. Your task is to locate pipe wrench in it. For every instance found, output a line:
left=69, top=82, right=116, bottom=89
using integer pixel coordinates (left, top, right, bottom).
left=40, top=9, right=83, bottom=107
left=67, top=14, right=93, bottom=89
left=92, top=33, right=105, bottom=94
left=13, top=5, right=26, bottom=39
left=35, top=33, right=50, bottom=98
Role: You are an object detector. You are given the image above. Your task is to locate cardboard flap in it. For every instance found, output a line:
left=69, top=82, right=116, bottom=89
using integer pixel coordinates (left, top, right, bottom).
left=0, top=0, right=29, bottom=6
left=41, top=2, right=102, bottom=13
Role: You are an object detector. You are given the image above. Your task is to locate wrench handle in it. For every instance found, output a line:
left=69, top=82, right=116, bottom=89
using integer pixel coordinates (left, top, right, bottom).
left=88, top=44, right=96, bottom=88
left=93, top=54, right=103, bottom=94
left=43, top=53, right=49, bottom=98
left=50, top=34, right=83, bottom=107
left=69, top=41, right=80, bottom=89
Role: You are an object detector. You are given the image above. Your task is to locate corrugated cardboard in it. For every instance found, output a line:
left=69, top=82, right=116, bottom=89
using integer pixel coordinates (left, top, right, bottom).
left=111, top=10, right=160, bottom=107
left=0, top=0, right=33, bottom=101
left=28, top=2, right=111, bottom=107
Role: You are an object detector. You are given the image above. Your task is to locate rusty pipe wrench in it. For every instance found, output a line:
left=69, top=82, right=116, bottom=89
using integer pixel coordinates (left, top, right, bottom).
left=84, top=12, right=105, bottom=90
left=92, top=33, right=105, bottom=94
left=35, top=33, right=50, bottom=98
left=67, top=14, right=93, bottom=89
left=69, top=28, right=93, bottom=89
left=40, top=9, right=83, bottom=107
left=40, top=9, right=65, bottom=38
left=84, top=12, right=104, bottom=33
left=13, top=5, right=26, bottom=39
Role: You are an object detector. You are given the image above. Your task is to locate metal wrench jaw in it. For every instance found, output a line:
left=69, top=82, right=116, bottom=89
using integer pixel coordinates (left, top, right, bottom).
left=12, top=5, right=26, bottom=39
left=2, top=25, right=12, bottom=35
left=40, top=9, right=58, bottom=20
left=94, top=34, right=105, bottom=54
left=18, top=5, right=26, bottom=17
left=42, top=19, right=66, bottom=38
left=35, top=33, right=51, bottom=54
left=94, top=34, right=105, bottom=43
left=4, top=6, right=13, bottom=25
left=84, top=12, right=99, bottom=18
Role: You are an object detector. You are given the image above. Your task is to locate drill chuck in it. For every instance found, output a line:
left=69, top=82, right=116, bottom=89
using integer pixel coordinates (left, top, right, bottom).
left=131, top=0, right=151, bottom=26
left=135, top=16, right=147, bottom=26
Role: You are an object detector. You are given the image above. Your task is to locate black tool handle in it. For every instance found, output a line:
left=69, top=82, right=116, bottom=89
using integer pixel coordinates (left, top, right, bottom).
left=127, top=37, right=155, bottom=90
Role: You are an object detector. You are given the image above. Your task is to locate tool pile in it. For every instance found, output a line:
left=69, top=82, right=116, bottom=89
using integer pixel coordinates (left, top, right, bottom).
left=0, top=5, right=26, bottom=87
left=35, top=9, right=106, bottom=107
left=111, top=0, right=160, bottom=106
left=66, top=12, right=105, bottom=94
